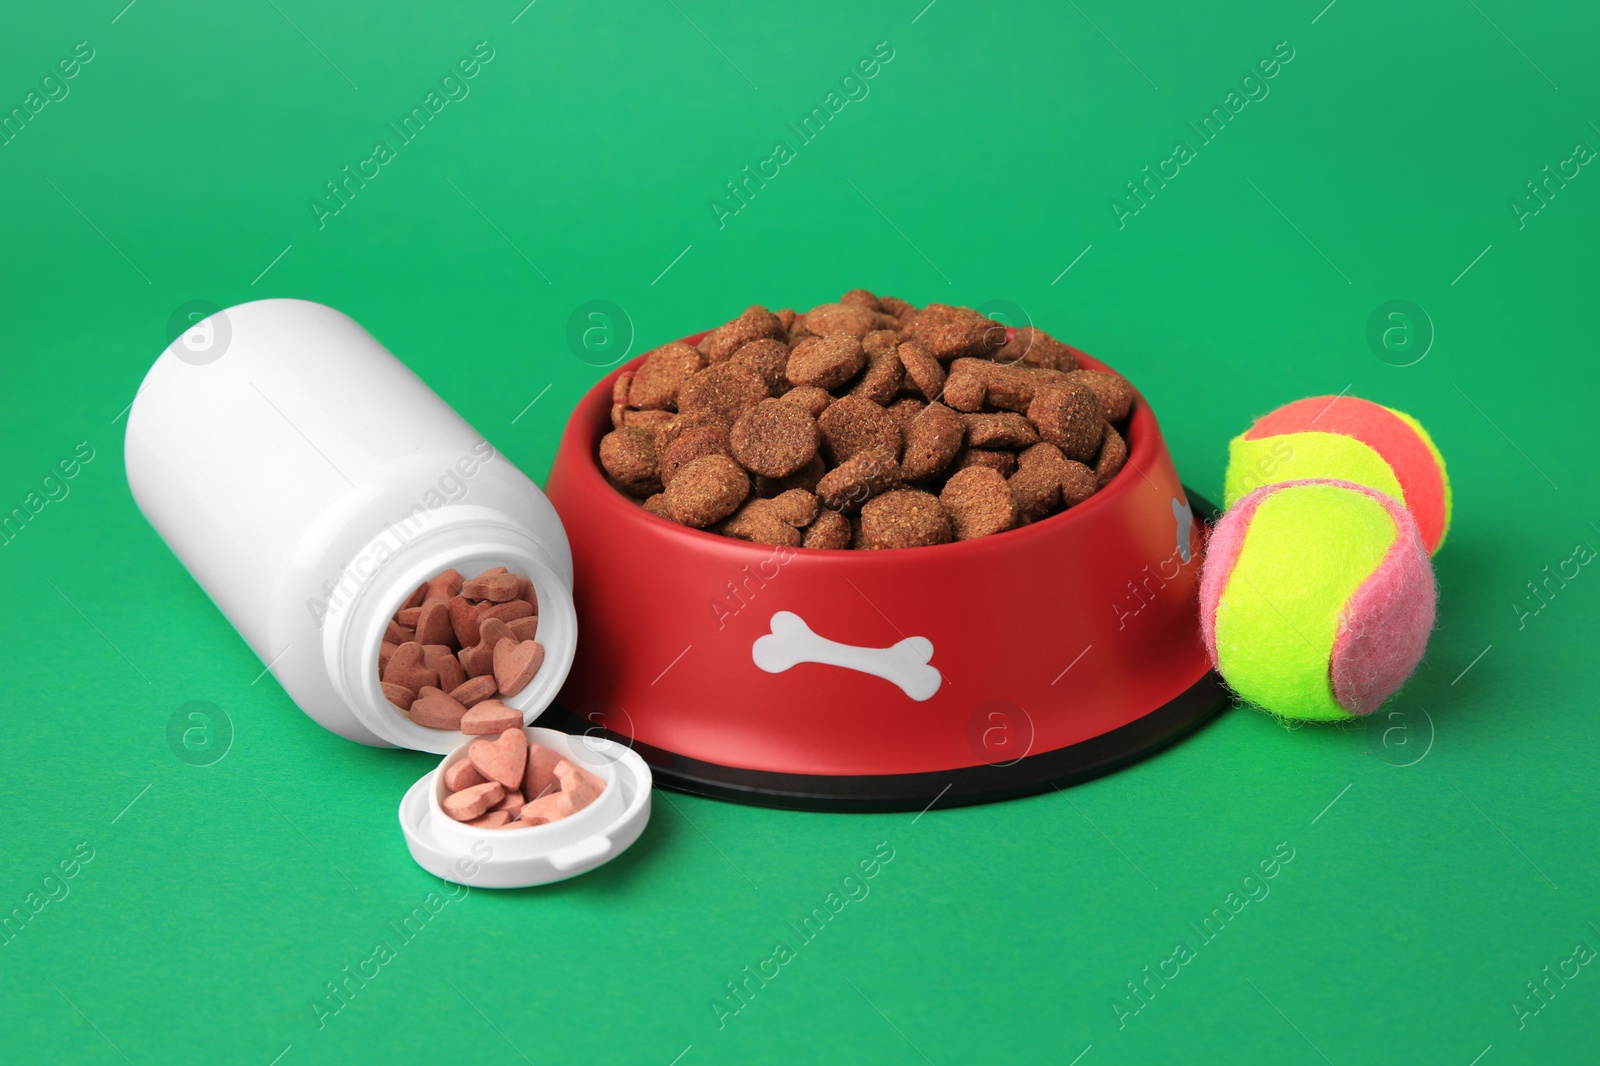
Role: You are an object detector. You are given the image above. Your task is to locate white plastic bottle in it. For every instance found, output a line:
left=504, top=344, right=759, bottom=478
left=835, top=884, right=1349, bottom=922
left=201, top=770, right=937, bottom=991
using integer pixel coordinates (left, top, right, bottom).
left=125, top=298, right=578, bottom=754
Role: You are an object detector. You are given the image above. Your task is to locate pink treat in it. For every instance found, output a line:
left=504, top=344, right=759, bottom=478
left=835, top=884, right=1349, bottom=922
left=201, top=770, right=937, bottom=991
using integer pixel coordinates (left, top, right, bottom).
left=461, top=700, right=522, bottom=735
left=442, top=781, right=504, bottom=822
left=468, top=728, right=528, bottom=790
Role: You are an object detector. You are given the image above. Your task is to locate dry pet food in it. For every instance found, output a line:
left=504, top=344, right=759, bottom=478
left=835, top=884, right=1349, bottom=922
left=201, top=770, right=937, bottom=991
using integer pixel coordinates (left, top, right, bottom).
left=598, top=292, right=1138, bottom=548
left=378, top=567, right=545, bottom=729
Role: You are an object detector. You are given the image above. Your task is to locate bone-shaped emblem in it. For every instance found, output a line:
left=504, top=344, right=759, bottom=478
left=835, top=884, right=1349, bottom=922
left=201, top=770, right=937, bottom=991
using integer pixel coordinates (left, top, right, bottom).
left=751, top=611, right=942, bottom=701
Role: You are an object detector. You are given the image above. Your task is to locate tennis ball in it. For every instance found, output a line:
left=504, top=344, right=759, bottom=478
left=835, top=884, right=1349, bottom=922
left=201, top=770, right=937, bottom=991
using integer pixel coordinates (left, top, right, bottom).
left=1224, top=396, right=1451, bottom=553
left=1199, top=479, right=1436, bottom=721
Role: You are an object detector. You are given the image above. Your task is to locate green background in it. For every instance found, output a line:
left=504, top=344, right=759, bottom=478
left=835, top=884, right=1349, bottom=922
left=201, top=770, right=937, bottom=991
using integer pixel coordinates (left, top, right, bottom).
left=3, top=1, right=1596, bottom=1062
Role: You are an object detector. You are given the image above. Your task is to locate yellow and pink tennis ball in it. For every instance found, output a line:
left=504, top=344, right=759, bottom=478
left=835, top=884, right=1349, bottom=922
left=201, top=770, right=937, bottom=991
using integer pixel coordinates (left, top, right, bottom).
left=1200, top=479, right=1437, bottom=721
left=1225, top=396, right=1451, bottom=554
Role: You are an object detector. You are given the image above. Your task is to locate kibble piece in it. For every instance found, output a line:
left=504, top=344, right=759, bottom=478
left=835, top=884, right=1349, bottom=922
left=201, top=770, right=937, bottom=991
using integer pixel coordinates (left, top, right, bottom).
left=643, top=493, right=672, bottom=519
left=1066, top=369, right=1135, bottom=422
left=859, top=489, right=953, bottom=549
left=940, top=360, right=988, bottom=412
left=770, top=454, right=826, bottom=494
left=800, top=302, right=878, bottom=339
left=461, top=699, right=523, bottom=735
left=677, top=362, right=770, bottom=422
left=449, top=674, right=499, bottom=708
left=443, top=757, right=485, bottom=792
left=816, top=446, right=901, bottom=513
left=961, top=412, right=1039, bottom=450
left=787, top=333, right=866, bottom=391
left=897, top=341, right=946, bottom=401
left=902, top=303, right=1006, bottom=362
left=442, top=781, right=504, bottom=822
left=840, top=288, right=882, bottom=311
left=623, top=410, right=675, bottom=436
left=985, top=363, right=1069, bottom=412
left=410, top=686, right=468, bottom=730
left=879, top=295, right=915, bottom=319
left=899, top=402, right=965, bottom=482
left=728, top=338, right=790, bottom=394
left=952, top=447, right=1019, bottom=478
left=1008, top=465, right=1061, bottom=523
left=610, top=403, right=627, bottom=429
left=770, top=488, right=820, bottom=527
left=774, top=308, right=796, bottom=333
left=659, top=424, right=729, bottom=485
left=849, top=345, right=905, bottom=405
left=629, top=342, right=706, bottom=409
left=461, top=570, right=520, bottom=603
left=1059, top=458, right=1099, bottom=507
left=817, top=396, right=903, bottom=464
left=777, top=384, right=833, bottom=418
left=664, top=454, right=751, bottom=526
left=885, top=398, right=927, bottom=434
left=1018, top=442, right=1098, bottom=508
left=1028, top=383, right=1104, bottom=462
left=718, top=498, right=802, bottom=547
left=940, top=466, right=1019, bottom=540
left=996, top=326, right=1077, bottom=371
left=494, top=638, right=545, bottom=697
left=611, top=370, right=634, bottom=404
left=1095, top=423, right=1127, bottom=487
left=861, top=328, right=899, bottom=358
left=699, top=305, right=784, bottom=361
left=381, top=682, right=416, bottom=711
left=803, top=508, right=852, bottom=549
left=729, top=399, right=819, bottom=477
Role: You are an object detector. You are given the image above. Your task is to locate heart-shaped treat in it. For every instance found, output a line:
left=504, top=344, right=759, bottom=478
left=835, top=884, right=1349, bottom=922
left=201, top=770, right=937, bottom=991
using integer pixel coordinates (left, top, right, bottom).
left=460, top=699, right=521, bottom=736
left=553, top=759, right=605, bottom=812
left=414, top=601, right=455, bottom=646
left=380, top=682, right=416, bottom=711
left=507, top=616, right=539, bottom=642
left=442, top=757, right=485, bottom=792
left=449, top=675, right=498, bottom=708
left=441, top=781, right=503, bottom=822
left=494, top=638, right=545, bottom=697
left=461, top=571, right=520, bottom=602
left=524, top=742, right=563, bottom=800
left=382, top=641, right=437, bottom=692
left=448, top=595, right=482, bottom=647
left=409, top=686, right=467, bottom=730
left=468, top=727, right=528, bottom=790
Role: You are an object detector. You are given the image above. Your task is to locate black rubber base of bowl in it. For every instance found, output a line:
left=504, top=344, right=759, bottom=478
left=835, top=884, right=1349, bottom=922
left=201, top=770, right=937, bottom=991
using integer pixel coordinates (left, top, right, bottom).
left=543, top=667, right=1232, bottom=813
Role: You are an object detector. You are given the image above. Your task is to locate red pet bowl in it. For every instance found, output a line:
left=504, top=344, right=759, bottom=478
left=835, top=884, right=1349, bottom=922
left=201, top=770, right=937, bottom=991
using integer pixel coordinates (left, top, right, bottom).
left=545, top=335, right=1226, bottom=811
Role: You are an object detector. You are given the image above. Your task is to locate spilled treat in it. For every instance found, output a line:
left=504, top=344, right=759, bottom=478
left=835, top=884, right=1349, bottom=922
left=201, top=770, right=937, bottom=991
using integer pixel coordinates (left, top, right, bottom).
left=438, top=729, right=607, bottom=828
left=597, top=292, right=1138, bottom=548
left=378, top=567, right=545, bottom=728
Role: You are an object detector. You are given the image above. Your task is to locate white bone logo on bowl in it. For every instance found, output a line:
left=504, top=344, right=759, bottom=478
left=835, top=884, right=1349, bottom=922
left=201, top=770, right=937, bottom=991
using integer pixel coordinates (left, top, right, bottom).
left=751, top=611, right=942, bottom=701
